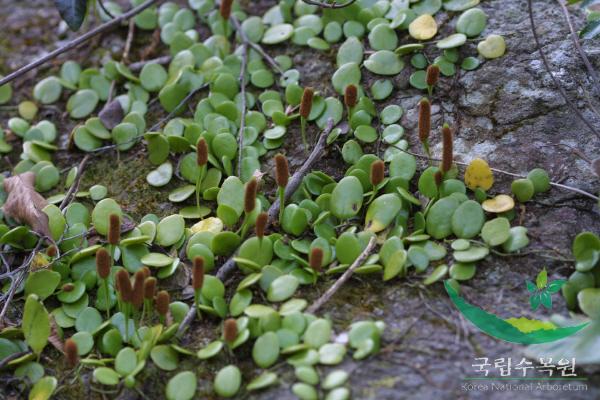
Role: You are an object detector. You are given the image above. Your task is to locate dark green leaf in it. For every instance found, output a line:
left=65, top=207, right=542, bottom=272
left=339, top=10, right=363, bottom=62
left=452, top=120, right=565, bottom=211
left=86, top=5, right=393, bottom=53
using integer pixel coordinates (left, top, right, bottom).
left=529, top=293, right=541, bottom=311
left=547, top=279, right=567, bottom=293
left=54, top=0, right=88, bottom=31
left=540, top=290, right=552, bottom=309
left=581, top=19, right=600, bottom=39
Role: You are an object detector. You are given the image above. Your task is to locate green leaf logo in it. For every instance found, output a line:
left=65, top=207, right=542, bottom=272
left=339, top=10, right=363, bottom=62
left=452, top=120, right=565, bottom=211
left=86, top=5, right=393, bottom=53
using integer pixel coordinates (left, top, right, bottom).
left=536, top=268, right=547, bottom=289
left=526, top=268, right=566, bottom=310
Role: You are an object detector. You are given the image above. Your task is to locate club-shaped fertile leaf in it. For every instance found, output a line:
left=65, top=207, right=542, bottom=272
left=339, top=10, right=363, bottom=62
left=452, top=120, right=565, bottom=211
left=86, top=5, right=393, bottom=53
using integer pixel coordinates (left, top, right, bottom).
left=54, top=0, right=88, bottom=31
left=23, top=294, right=50, bottom=355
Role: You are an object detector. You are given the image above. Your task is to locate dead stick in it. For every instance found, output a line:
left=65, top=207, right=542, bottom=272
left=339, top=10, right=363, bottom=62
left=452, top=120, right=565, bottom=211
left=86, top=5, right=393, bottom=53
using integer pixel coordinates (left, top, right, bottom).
left=129, top=55, right=172, bottom=71
left=301, top=0, right=358, bottom=9
left=122, top=19, right=136, bottom=64
left=0, top=0, right=158, bottom=87
left=307, top=236, right=377, bottom=314
left=267, top=117, right=334, bottom=223
left=59, top=154, right=91, bottom=210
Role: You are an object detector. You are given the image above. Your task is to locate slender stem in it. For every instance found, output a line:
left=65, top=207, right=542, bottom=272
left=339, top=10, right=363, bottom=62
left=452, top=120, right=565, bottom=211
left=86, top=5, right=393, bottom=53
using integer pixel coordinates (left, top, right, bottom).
left=124, top=304, right=130, bottom=342
left=194, top=290, right=201, bottom=319
left=239, top=213, right=250, bottom=239
left=195, top=172, right=202, bottom=212
left=0, top=0, right=159, bottom=87
left=301, top=117, right=308, bottom=154
left=278, top=186, right=285, bottom=225
left=103, top=278, right=110, bottom=319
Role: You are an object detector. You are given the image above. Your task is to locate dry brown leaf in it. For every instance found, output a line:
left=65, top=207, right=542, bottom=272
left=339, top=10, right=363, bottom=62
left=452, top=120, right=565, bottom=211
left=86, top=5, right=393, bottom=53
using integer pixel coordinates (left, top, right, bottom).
left=48, top=316, right=64, bottom=353
left=2, top=172, right=50, bottom=237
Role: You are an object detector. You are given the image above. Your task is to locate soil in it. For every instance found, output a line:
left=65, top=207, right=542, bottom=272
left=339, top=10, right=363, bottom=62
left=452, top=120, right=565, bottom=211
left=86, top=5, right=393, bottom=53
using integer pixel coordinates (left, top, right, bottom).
left=1, top=0, right=599, bottom=399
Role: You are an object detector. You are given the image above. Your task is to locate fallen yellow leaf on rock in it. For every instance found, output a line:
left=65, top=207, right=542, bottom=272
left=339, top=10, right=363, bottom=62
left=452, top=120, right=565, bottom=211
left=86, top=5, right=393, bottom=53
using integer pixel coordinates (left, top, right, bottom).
left=464, top=158, right=494, bottom=191
left=409, top=14, right=438, bottom=41
left=482, top=194, right=515, bottom=213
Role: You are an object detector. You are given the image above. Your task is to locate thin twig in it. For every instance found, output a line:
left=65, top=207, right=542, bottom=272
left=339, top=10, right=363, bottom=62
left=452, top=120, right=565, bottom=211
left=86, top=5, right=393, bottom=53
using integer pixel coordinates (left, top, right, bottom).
left=527, top=0, right=600, bottom=140
left=267, top=118, right=335, bottom=223
left=122, top=19, right=136, bottom=64
left=230, top=16, right=284, bottom=76
left=301, top=0, right=357, bottom=9
left=0, top=239, right=45, bottom=323
left=246, top=41, right=284, bottom=75
left=0, top=0, right=158, bottom=87
left=307, top=236, right=377, bottom=314
left=557, top=0, right=600, bottom=95
left=59, top=154, right=91, bottom=210
left=129, top=55, right=172, bottom=71
left=392, top=145, right=599, bottom=202
left=148, top=85, right=208, bottom=132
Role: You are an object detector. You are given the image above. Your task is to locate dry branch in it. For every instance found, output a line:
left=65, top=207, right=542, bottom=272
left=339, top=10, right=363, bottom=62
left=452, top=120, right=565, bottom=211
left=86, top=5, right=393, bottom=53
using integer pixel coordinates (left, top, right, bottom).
left=59, top=154, right=91, bottom=210
left=0, top=0, right=158, bottom=87
left=301, top=0, right=358, bottom=9
left=307, top=236, right=377, bottom=313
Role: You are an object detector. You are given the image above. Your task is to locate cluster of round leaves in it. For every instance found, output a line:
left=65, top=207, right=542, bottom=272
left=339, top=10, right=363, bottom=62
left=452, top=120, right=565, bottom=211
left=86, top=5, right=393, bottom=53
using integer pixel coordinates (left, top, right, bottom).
left=0, top=1, right=553, bottom=399
left=195, top=310, right=383, bottom=399
left=562, top=231, right=600, bottom=320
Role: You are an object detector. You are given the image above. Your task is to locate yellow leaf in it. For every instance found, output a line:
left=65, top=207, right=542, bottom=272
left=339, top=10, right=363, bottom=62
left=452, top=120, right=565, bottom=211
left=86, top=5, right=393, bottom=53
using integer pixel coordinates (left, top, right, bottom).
left=30, top=252, right=50, bottom=271
left=464, top=158, right=494, bottom=191
left=482, top=194, right=514, bottom=213
left=408, top=14, right=438, bottom=41
left=190, top=217, right=223, bottom=234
